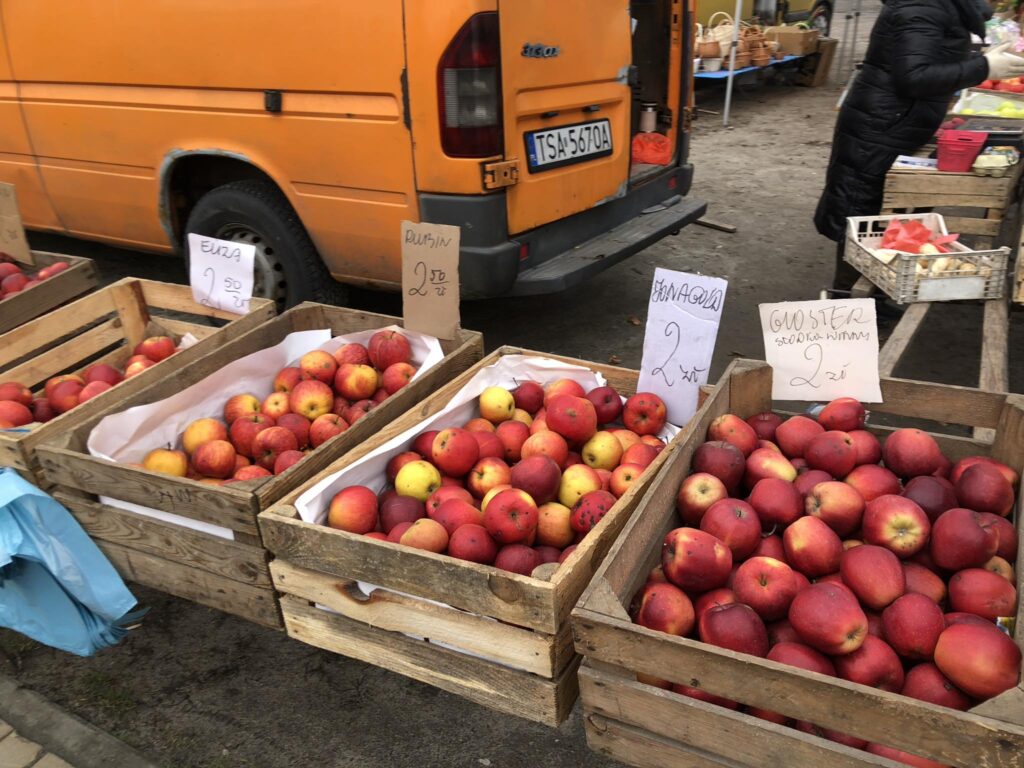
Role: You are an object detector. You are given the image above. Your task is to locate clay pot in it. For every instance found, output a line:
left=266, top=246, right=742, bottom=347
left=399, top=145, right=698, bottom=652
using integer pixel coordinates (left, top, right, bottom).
left=699, top=40, right=722, bottom=58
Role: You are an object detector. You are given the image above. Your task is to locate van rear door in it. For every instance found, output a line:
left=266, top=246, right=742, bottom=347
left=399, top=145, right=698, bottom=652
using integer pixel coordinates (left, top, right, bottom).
left=498, top=0, right=632, bottom=235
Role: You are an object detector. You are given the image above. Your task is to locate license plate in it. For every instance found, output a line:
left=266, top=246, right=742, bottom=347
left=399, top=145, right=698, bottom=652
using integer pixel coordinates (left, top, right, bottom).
left=525, top=119, right=613, bottom=172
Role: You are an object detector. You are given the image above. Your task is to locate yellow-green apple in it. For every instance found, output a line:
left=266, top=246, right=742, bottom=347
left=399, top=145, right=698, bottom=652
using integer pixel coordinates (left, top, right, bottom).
left=448, top=523, right=498, bottom=564
left=386, top=521, right=414, bottom=543
left=980, top=513, right=1018, bottom=562
left=676, top=473, right=729, bottom=527
left=494, top=543, right=542, bottom=575
left=805, top=431, right=857, bottom=478
left=581, top=430, right=623, bottom=470
left=708, top=413, right=758, bottom=456
left=231, top=464, right=272, bottom=482
left=521, top=430, right=569, bottom=468
left=806, top=480, right=864, bottom=537
left=610, top=463, right=644, bottom=498
left=229, top=413, right=275, bottom=458
left=744, top=448, right=797, bottom=488
left=843, top=538, right=863, bottom=550
left=621, top=442, right=659, bottom=469
left=783, top=516, right=842, bottom=577
left=143, top=448, right=188, bottom=477
left=483, top=488, right=538, bottom=544
left=478, top=385, right=515, bottom=424
left=536, top=502, right=573, bottom=548
left=380, top=494, right=425, bottom=534
left=767, top=641, right=836, bottom=676
left=611, top=428, right=641, bottom=453
left=692, top=587, right=737, bottom=624
left=935, top=622, right=1022, bottom=699
left=833, top=634, right=904, bottom=691
left=543, top=378, right=585, bottom=405
left=0, top=400, right=31, bottom=426
left=817, top=397, right=865, bottom=432
left=431, top=427, right=480, bottom=477
left=746, top=411, right=784, bottom=441
left=135, top=335, right=176, bottom=362
left=468, top=456, right=513, bottom=499
left=223, top=393, right=260, bottom=425
left=732, top=556, right=799, bottom=621
left=902, top=561, right=946, bottom=604
left=367, top=329, right=412, bottom=370
left=929, top=507, right=998, bottom=571
left=882, top=428, right=944, bottom=479
left=510, top=407, right=533, bottom=426
left=272, top=449, right=304, bottom=475
left=847, top=429, right=882, bottom=465
left=274, top=412, right=311, bottom=449
left=700, top=498, right=761, bottom=560
left=310, top=413, right=347, bottom=447
left=529, top=409, right=548, bottom=434
left=480, top=484, right=511, bottom=513
left=662, top=527, right=732, bottom=592
left=396, top=460, right=442, bottom=501
left=30, top=398, right=55, bottom=423
left=546, top=394, right=598, bottom=445
left=948, top=568, right=1017, bottom=620
left=950, top=455, right=1019, bottom=489
left=495, top=419, right=530, bottom=463
left=882, top=593, right=945, bottom=660
left=334, top=363, right=378, bottom=401
left=327, top=485, right=379, bottom=533
left=635, top=582, right=695, bottom=636
left=192, top=439, right=236, bottom=479
left=49, top=380, right=83, bottom=414
left=844, top=464, right=901, bottom=503
left=261, top=392, right=291, bottom=420
left=124, top=358, right=156, bottom=378
left=671, top=684, right=739, bottom=710
left=699, top=603, right=769, bottom=657
left=465, top=417, right=495, bottom=433
left=622, top=393, right=666, bottom=436
left=789, top=582, right=868, bottom=655
left=557, top=464, right=603, bottom=507
left=333, top=342, right=370, bottom=366
left=902, top=475, right=957, bottom=522
left=748, top=478, right=802, bottom=528
left=470, top=430, right=505, bottom=460
left=430, top=498, right=485, bottom=536
left=862, top=495, right=930, bottom=557
left=775, top=415, right=825, bottom=459
left=510, top=455, right=560, bottom=505
left=570, top=489, right=616, bottom=534
left=182, top=417, right=228, bottom=455
left=44, top=374, right=84, bottom=400
left=252, top=426, right=299, bottom=470
left=82, top=365, right=123, bottom=387
left=985, top=555, right=1015, bottom=581
left=901, top=663, right=971, bottom=710
left=273, top=366, right=303, bottom=394
left=299, top=349, right=337, bottom=384
left=839, top=544, right=905, bottom=610
left=289, top=379, right=333, bottom=420
left=512, top=380, right=545, bottom=414
left=585, top=385, right=623, bottom=425
left=956, top=463, right=1014, bottom=516
left=399, top=517, right=449, bottom=552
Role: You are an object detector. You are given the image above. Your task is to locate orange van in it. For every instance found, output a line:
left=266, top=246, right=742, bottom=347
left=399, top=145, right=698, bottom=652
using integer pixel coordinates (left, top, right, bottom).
left=0, top=1, right=704, bottom=308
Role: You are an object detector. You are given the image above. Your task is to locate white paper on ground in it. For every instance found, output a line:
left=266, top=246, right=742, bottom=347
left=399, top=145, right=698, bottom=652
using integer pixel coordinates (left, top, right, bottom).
left=294, top=354, right=681, bottom=667
left=87, top=325, right=445, bottom=541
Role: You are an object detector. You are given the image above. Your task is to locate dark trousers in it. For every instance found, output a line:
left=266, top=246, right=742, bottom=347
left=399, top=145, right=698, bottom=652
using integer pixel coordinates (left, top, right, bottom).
left=834, top=240, right=862, bottom=292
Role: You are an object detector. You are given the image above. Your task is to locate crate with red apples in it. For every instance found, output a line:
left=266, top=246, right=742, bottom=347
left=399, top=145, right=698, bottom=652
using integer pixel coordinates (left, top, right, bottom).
left=0, top=250, right=98, bottom=334
left=572, top=359, right=1024, bottom=768
left=258, top=346, right=694, bottom=726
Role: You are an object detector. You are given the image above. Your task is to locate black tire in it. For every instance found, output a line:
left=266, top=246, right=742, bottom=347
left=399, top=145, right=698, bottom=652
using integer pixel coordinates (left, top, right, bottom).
left=810, top=2, right=832, bottom=36
left=185, top=179, right=347, bottom=310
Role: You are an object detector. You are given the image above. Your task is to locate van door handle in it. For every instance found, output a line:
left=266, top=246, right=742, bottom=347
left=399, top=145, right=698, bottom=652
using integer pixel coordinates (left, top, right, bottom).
left=583, top=105, right=601, bottom=113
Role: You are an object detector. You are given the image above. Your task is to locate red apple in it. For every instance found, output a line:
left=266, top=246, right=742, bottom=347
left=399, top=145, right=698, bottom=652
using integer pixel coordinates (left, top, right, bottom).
left=775, top=416, right=825, bottom=459
left=840, top=544, right=906, bottom=611
left=753, top=534, right=786, bottom=563
left=273, top=449, right=305, bottom=475
left=621, top=442, right=659, bottom=469
left=289, top=379, right=334, bottom=420
left=333, top=342, right=370, bottom=366
left=82, top=365, right=123, bottom=388
left=430, top=498, right=485, bottom=536
left=609, top=463, right=644, bottom=498
left=431, top=427, right=480, bottom=477
left=693, top=588, right=737, bottom=624
left=468, top=456, right=513, bottom=500
left=30, top=398, right=55, bottom=423
left=700, top=498, right=761, bottom=560
left=707, top=414, right=758, bottom=457
left=621, top=392, right=666, bottom=436
left=901, top=663, right=971, bottom=710
left=520, top=430, right=569, bottom=468
left=747, top=478, right=802, bottom=529
left=78, top=380, right=112, bottom=403
left=367, top=329, right=412, bottom=370
left=902, top=561, right=946, bottom=604
left=844, top=463, right=901, bottom=503
left=950, top=455, right=1019, bottom=490
left=299, top=349, right=338, bottom=384
left=692, top=441, right=745, bottom=492
left=956, top=463, right=1015, bottom=517
left=48, top=380, right=83, bottom=414
left=231, top=465, right=272, bottom=482
left=980, top=512, right=1018, bottom=562
left=804, top=431, right=857, bottom=478
left=546, top=394, right=598, bottom=445
left=834, top=634, right=904, bottom=691
left=817, top=397, right=865, bottom=432
left=789, top=582, right=868, bottom=655
left=134, top=335, right=176, bottom=362
left=510, top=455, right=560, bottom=505
left=793, top=469, right=833, bottom=498
left=883, top=428, right=944, bottom=479
left=676, top=472, right=729, bottom=526
left=847, top=429, right=882, bottom=465
left=229, top=413, right=275, bottom=458
left=732, top=556, right=799, bottom=621
left=805, top=480, right=864, bottom=537
left=902, top=475, right=958, bottom=523
left=447, top=523, right=497, bottom=564
left=743, top=449, right=797, bottom=488
left=934, top=622, right=1022, bottom=699
left=948, top=568, right=1017, bottom=620
left=862, top=495, right=930, bottom=558
left=495, top=420, right=530, bottom=463
left=483, top=488, right=538, bottom=544
left=783, top=516, right=843, bottom=578
left=570, top=489, right=617, bottom=534
left=585, top=385, right=623, bottom=425
left=471, top=430, right=506, bottom=461
left=309, top=413, right=347, bottom=447
left=273, top=366, right=304, bottom=394
left=380, top=494, right=426, bottom=534
left=382, top=362, right=416, bottom=395
left=494, top=543, right=541, bottom=575
left=399, top=518, right=449, bottom=553
left=512, top=381, right=545, bottom=414
left=634, top=582, right=695, bottom=636
left=276, top=412, right=311, bottom=449
left=425, top=485, right=474, bottom=517
left=930, top=507, right=998, bottom=571
left=699, top=603, right=769, bottom=657
left=746, top=412, right=783, bottom=441
left=662, top=527, right=732, bottom=592
left=252, top=426, right=299, bottom=471
left=767, top=641, right=836, bottom=676
left=334, top=363, right=378, bottom=401
left=43, top=374, right=84, bottom=400
left=882, top=593, right=945, bottom=660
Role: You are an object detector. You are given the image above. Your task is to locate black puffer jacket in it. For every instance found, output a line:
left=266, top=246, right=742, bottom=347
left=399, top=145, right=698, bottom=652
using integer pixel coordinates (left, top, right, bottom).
left=815, top=0, right=990, bottom=241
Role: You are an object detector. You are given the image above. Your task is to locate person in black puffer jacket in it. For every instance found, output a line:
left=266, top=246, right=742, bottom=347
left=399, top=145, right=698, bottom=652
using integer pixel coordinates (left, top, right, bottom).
left=815, top=0, right=1012, bottom=291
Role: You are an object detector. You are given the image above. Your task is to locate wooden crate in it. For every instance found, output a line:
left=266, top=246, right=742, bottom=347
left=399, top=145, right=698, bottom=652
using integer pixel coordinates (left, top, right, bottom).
left=258, top=346, right=696, bottom=726
left=0, top=278, right=275, bottom=482
left=34, top=306, right=482, bottom=630
left=0, top=251, right=99, bottom=334
left=572, top=359, right=1024, bottom=768
left=1015, top=253, right=1023, bottom=304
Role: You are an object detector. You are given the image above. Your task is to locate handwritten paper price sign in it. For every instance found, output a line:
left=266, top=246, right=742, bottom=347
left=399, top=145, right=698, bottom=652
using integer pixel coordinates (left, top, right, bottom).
left=637, top=268, right=728, bottom=426
left=401, top=221, right=460, bottom=340
left=187, top=233, right=255, bottom=314
left=759, top=298, right=882, bottom=402
left=0, top=183, right=33, bottom=265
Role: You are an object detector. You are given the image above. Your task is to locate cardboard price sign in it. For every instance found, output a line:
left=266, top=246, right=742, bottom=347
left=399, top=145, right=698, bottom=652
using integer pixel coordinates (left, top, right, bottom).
left=187, top=233, right=255, bottom=314
left=0, top=183, right=33, bottom=265
left=401, top=221, right=460, bottom=340
left=759, top=298, right=882, bottom=402
left=637, top=268, right=728, bottom=426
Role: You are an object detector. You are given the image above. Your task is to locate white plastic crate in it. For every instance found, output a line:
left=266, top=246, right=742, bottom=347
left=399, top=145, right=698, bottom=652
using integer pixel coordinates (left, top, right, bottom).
left=844, top=213, right=1009, bottom=304
left=951, top=88, right=1024, bottom=118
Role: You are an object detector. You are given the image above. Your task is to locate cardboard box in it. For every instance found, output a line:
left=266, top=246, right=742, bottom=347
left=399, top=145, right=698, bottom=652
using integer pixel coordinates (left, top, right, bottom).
left=766, top=25, right=820, bottom=56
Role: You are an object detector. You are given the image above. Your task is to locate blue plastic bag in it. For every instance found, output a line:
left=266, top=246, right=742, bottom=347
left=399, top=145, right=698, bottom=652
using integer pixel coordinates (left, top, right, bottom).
left=0, top=468, right=140, bottom=656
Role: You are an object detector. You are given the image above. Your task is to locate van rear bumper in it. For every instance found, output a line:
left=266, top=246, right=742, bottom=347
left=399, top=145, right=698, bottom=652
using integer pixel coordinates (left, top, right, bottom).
left=418, top=164, right=705, bottom=299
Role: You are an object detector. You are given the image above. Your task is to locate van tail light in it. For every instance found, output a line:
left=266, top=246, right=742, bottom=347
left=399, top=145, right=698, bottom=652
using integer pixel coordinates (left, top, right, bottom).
left=438, top=13, right=503, bottom=158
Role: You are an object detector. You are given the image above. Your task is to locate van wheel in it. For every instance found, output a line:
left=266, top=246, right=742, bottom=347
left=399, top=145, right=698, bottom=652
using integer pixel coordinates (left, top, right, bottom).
left=185, top=180, right=347, bottom=310
left=809, top=2, right=832, bottom=36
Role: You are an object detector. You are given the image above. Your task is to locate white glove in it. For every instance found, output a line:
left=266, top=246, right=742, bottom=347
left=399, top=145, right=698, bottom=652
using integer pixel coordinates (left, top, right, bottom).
left=984, top=43, right=1024, bottom=81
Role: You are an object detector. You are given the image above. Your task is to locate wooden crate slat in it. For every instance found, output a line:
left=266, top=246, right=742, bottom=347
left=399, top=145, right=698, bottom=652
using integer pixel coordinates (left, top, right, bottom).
left=878, top=303, right=931, bottom=378
left=884, top=173, right=1013, bottom=197
left=135, top=279, right=259, bottom=322
left=882, top=191, right=1007, bottom=209
left=279, top=595, right=579, bottom=727
left=3, top=317, right=123, bottom=387
left=0, top=252, right=99, bottom=335
left=584, top=712, right=741, bottom=768
left=59, top=492, right=270, bottom=587
left=873, top=377, right=1007, bottom=428
left=156, top=317, right=219, bottom=340
left=939, top=216, right=1003, bottom=237
left=107, top=280, right=152, bottom=348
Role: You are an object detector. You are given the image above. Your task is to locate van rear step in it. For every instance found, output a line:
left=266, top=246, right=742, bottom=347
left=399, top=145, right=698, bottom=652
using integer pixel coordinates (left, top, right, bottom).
left=508, top=195, right=707, bottom=296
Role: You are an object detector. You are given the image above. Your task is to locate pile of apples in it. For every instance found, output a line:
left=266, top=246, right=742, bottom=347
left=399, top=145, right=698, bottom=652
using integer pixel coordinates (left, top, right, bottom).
left=322, top=378, right=669, bottom=576
left=0, top=253, right=71, bottom=301
left=141, top=330, right=418, bottom=484
left=633, top=398, right=1021, bottom=765
left=0, top=335, right=178, bottom=428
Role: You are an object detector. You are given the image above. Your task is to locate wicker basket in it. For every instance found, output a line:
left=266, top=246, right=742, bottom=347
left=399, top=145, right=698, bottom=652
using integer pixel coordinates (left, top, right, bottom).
left=843, top=213, right=1009, bottom=303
